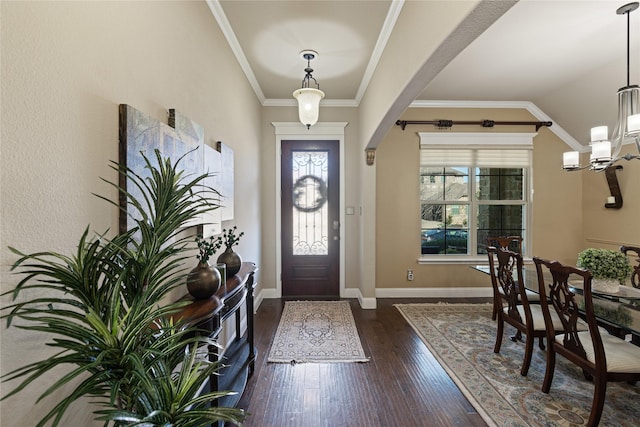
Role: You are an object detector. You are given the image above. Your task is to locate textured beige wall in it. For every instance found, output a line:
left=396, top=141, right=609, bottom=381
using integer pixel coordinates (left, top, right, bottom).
left=530, top=123, right=584, bottom=265
left=582, top=156, right=640, bottom=250
left=1, top=2, right=261, bottom=426
left=375, top=107, right=585, bottom=289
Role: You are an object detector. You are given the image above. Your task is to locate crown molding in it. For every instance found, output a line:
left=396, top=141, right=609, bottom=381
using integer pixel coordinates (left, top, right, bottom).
left=354, top=0, right=405, bottom=104
left=206, top=0, right=266, bottom=104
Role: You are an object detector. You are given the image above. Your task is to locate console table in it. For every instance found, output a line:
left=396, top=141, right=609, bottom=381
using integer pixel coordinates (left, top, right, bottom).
left=174, top=261, right=257, bottom=412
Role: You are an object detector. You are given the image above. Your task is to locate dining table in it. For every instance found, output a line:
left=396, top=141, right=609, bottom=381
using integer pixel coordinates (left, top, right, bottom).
left=472, top=264, right=640, bottom=344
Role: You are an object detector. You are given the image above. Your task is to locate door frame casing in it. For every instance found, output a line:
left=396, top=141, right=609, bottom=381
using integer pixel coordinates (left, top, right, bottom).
left=272, top=122, right=348, bottom=298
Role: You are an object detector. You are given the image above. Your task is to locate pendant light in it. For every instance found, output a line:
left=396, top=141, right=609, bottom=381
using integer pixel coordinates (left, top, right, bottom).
left=293, top=50, right=325, bottom=129
left=563, top=2, right=640, bottom=171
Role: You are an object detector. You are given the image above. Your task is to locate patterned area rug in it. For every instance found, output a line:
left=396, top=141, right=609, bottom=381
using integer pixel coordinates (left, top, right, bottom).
left=395, top=303, right=640, bottom=427
left=267, top=301, right=369, bottom=363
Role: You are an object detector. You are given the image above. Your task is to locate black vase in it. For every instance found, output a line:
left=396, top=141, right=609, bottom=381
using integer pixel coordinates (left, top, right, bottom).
left=186, top=261, right=221, bottom=300
left=217, top=248, right=242, bottom=277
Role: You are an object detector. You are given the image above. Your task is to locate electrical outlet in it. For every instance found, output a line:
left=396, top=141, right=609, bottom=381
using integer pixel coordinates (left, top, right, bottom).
left=407, top=269, right=414, bottom=281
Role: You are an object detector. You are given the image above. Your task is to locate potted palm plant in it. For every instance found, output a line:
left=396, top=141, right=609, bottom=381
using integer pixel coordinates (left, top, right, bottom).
left=577, top=248, right=632, bottom=293
left=1, top=150, right=246, bottom=426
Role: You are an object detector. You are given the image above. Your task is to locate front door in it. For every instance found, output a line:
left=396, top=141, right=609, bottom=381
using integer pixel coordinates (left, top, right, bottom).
left=281, top=140, right=340, bottom=298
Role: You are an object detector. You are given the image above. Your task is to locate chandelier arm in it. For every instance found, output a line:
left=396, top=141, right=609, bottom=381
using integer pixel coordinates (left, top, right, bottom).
left=627, top=7, right=631, bottom=86
left=563, top=163, right=594, bottom=172
left=621, top=153, right=640, bottom=161
left=565, top=151, right=640, bottom=171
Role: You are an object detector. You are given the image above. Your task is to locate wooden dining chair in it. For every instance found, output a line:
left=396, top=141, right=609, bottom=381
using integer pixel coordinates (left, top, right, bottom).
left=620, top=245, right=640, bottom=288
left=486, top=236, right=539, bottom=320
left=488, top=246, right=553, bottom=376
left=533, top=257, right=640, bottom=427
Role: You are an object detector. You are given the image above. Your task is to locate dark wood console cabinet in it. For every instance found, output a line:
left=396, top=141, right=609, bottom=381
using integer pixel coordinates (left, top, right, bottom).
left=174, top=262, right=257, bottom=413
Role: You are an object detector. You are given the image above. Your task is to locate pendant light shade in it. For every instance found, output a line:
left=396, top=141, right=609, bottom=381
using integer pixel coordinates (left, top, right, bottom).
left=293, top=88, right=324, bottom=129
left=293, top=50, right=324, bottom=129
left=611, top=85, right=640, bottom=159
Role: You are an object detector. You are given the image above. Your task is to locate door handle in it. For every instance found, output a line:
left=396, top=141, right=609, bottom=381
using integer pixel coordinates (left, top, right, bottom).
left=333, top=220, right=340, bottom=230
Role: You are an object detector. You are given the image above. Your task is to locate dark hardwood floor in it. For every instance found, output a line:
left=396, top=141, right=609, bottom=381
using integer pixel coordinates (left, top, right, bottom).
left=234, top=298, right=491, bottom=427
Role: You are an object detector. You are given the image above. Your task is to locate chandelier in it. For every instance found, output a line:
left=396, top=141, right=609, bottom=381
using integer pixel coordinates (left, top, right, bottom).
left=563, top=2, right=640, bottom=171
left=292, top=50, right=325, bottom=129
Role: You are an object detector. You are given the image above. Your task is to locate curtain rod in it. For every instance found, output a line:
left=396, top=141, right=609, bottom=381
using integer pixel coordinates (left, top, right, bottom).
left=395, top=119, right=553, bottom=131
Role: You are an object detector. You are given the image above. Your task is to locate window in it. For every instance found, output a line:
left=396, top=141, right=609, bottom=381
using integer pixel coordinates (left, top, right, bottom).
left=419, top=132, right=534, bottom=259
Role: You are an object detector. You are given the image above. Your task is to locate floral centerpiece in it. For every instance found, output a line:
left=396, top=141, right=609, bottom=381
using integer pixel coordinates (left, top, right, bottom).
left=577, top=248, right=632, bottom=293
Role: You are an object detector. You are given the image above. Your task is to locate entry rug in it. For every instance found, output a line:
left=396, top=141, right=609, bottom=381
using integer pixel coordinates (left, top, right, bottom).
left=395, top=303, right=640, bottom=427
left=267, top=301, right=369, bottom=363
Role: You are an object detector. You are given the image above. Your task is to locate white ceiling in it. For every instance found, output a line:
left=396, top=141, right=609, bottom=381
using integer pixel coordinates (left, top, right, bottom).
left=211, top=0, right=640, bottom=146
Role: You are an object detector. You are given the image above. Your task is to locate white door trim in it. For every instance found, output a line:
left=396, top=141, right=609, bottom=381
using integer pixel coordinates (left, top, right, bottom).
left=272, top=122, right=348, bottom=298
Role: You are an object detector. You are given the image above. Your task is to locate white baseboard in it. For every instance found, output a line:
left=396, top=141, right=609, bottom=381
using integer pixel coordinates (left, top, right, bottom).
left=342, top=287, right=377, bottom=309
left=254, top=286, right=490, bottom=311
left=375, top=287, right=492, bottom=299
left=358, top=295, right=378, bottom=309
left=255, top=287, right=279, bottom=312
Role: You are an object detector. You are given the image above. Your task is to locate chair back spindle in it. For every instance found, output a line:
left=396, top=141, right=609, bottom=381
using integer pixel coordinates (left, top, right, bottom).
left=620, top=245, right=640, bottom=288
left=486, top=235, right=523, bottom=254
left=489, top=246, right=525, bottom=323
left=490, top=246, right=547, bottom=376
left=536, top=259, right=593, bottom=361
left=486, top=236, right=524, bottom=321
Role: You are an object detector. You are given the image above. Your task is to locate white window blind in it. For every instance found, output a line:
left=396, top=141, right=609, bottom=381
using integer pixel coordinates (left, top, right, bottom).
left=419, top=132, right=535, bottom=167
left=420, top=148, right=531, bottom=167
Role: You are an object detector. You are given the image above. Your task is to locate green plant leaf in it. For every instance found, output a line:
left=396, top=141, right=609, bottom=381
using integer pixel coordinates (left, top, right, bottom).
left=2, top=149, right=243, bottom=426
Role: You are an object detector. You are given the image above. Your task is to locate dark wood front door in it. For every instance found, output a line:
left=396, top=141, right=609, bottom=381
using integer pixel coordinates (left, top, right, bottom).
left=281, top=140, right=340, bottom=297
